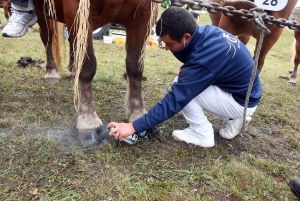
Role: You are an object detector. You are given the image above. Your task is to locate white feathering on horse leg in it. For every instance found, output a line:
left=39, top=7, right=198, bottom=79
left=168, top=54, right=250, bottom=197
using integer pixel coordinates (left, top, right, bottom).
left=77, top=111, right=103, bottom=131
left=44, top=68, right=60, bottom=84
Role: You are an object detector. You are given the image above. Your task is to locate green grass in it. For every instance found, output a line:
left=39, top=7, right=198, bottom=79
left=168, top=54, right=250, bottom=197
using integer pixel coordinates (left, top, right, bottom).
left=0, top=8, right=300, bottom=200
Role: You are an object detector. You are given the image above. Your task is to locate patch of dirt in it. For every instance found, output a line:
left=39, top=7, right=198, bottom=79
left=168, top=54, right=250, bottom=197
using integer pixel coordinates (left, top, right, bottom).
left=278, top=75, right=290, bottom=80
left=15, top=56, right=44, bottom=68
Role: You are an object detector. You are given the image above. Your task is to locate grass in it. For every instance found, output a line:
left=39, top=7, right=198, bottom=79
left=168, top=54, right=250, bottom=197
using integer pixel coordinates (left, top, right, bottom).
left=0, top=8, right=300, bottom=200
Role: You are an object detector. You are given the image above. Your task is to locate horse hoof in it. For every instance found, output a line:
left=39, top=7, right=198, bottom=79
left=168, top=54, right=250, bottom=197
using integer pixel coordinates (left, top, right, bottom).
left=78, top=124, right=111, bottom=146
left=288, top=81, right=296, bottom=86
left=45, top=78, right=60, bottom=84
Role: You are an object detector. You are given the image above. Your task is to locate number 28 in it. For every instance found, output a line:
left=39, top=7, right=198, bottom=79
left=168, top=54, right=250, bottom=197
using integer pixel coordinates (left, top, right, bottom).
left=263, top=0, right=278, bottom=6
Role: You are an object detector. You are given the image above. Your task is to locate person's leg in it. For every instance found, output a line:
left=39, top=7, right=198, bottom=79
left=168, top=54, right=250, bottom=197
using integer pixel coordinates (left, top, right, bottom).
left=172, top=98, right=215, bottom=147
left=193, top=85, right=256, bottom=139
left=2, top=0, right=37, bottom=37
left=172, top=76, right=214, bottom=147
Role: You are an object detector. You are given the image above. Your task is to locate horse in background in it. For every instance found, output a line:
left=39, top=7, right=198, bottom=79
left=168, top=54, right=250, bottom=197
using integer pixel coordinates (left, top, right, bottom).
left=0, top=0, right=11, bottom=26
left=34, top=0, right=158, bottom=145
left=208, top=0, right=298, bottom=73
left=289, top=13, right=300, bottom=86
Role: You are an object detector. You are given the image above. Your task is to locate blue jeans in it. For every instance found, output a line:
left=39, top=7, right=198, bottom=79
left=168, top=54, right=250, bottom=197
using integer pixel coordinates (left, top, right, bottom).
left=10, top=0, right=36, bottom=8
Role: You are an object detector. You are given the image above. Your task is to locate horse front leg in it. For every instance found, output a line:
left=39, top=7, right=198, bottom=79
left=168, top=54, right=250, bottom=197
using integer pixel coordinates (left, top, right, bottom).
left=76, top=43, right=108, bottom=145
left=124, top=32, right=147, bottom=122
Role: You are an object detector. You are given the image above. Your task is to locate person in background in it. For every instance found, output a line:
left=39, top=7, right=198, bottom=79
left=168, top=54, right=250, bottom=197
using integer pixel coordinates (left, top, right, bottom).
left=108, top=6, right=262, bottom=148
left=189, top=8, right=200, bottom=22
left=2, top=0, right=37, bottom=37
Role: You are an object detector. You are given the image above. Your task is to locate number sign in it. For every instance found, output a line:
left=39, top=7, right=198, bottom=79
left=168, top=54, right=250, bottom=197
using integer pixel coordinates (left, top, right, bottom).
left=254, top=0, right=288, bottom=11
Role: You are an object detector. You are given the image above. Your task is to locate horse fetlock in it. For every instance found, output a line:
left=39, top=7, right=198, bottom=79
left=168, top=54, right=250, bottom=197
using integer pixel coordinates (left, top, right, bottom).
left=45, top=69, right=60, bottom=84
left=77, top=111, right=102, bottom=131
left=127, top=109, right=147, bottom=122
left=125, top=96, right=146, bottom=122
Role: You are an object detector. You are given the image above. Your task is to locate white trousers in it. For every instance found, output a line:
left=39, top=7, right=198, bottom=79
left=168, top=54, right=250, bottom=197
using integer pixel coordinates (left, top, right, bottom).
left=174, top=76, right=257, bottom=136
left=12, top=0, right=35, bottom=11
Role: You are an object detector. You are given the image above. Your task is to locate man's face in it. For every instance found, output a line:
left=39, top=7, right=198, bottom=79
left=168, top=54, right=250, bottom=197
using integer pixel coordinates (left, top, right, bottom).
left=160, top=33, right=191, bottom=52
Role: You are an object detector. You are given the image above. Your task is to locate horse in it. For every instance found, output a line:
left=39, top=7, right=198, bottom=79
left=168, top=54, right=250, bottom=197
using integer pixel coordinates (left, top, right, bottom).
left=208, top=0, right=298, bottom=73
left=34, top=0, right=159, bottom=145
left=289, top=13, right=300, bottom=86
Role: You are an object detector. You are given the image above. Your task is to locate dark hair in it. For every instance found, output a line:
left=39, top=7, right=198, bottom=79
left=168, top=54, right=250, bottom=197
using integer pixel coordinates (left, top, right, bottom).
left=156, top=6, right=196, bottom=42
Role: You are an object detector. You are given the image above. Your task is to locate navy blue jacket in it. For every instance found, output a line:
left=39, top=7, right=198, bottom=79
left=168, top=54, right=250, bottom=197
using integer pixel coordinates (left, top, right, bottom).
left=133, top=25, right=262, bottom=133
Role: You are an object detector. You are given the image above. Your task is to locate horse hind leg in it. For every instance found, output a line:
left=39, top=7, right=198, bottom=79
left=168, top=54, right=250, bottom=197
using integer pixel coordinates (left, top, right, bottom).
left=288, top=63, right=298, bottom=86
left=288, top=48, right=300, bottom=86
left=38, top=18, right=62, bottom=84
left=67, top=36, right=76, bottom=79
left=288, top=33, right=300, bottom=86
left=3, top=0, right=11, bottom=21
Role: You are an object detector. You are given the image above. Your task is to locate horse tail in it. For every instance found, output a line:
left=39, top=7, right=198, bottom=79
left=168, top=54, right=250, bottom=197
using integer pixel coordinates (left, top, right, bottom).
left=73, top=0, right=90, bottom=111
left=50, top=19, right=64, bottom=73
left=139, top=1, right=159, bottom=71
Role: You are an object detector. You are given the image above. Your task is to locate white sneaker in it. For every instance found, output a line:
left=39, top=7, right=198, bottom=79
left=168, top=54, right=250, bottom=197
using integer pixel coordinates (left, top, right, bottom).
left=219, top=117, right=252, bottom=139
left=2, top=8, right=37, bottom=38
left=172, top=127, right=214, bottom=148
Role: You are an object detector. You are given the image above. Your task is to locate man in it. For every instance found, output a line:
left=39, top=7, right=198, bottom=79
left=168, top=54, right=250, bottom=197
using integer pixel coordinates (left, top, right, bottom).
left=2, top=0, right=37, bottom=37
left=108, top=6, right=262, bottom=148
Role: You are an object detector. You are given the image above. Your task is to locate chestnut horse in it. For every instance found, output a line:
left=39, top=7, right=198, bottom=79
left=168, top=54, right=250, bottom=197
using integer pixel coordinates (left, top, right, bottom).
left=34, top=0, right=158, bottom=145
left=289, top=13, right=300, bottom=86
left=208, top=0, right=298, bottom=73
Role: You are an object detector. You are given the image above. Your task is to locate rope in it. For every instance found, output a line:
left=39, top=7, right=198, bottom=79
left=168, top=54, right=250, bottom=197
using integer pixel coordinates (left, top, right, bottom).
left=215, top=0, right=271, bottom=130
left=241, top=6, right=270, bottom=130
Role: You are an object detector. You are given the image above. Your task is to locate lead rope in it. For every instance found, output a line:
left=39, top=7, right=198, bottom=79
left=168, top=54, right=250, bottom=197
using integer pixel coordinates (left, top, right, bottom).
left=225, top=0, right=271, bottom=131
left=241, top=6, right=270, bottom=130
left=220, top=0, right=270, bottom=130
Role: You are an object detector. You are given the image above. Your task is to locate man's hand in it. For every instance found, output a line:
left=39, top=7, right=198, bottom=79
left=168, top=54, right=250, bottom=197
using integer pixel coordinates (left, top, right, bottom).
left=107, top=122, right=136, bottom=141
